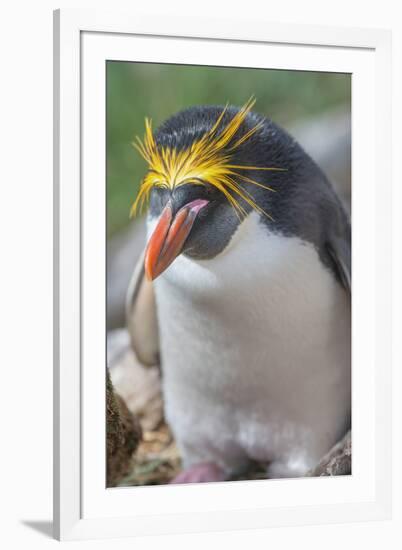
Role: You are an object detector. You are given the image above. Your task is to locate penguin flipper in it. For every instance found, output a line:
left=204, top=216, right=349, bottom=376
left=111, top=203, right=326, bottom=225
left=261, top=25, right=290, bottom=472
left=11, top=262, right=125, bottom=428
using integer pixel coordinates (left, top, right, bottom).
left=126, top=250, right=160, bottom=367
left=326, top=236, right=351, bottom=294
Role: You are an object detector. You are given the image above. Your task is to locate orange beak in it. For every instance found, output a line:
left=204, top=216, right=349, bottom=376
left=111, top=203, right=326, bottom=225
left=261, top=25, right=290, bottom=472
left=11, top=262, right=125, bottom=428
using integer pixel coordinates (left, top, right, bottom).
left=144, top=198, right=209, bottom=280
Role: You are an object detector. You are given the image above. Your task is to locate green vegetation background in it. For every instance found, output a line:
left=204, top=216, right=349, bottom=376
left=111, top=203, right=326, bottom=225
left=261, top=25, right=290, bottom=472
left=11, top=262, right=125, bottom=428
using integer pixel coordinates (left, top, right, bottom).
left=107, top=62, right=350, bottom=237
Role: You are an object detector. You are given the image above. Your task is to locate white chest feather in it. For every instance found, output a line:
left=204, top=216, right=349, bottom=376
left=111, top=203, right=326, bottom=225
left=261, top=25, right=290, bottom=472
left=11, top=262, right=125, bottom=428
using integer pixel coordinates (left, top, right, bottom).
left=151, top=213, right=351, bottom=477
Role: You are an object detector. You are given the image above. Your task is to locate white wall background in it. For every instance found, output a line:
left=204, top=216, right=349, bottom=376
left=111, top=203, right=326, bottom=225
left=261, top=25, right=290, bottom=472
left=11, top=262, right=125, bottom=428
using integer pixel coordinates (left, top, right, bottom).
left=0, top=1, right=400, bottom=548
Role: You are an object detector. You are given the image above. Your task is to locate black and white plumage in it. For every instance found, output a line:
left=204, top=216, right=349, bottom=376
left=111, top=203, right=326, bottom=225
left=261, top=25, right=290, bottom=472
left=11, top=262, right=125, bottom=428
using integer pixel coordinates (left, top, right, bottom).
left=127, top=101, right=351, bottom=482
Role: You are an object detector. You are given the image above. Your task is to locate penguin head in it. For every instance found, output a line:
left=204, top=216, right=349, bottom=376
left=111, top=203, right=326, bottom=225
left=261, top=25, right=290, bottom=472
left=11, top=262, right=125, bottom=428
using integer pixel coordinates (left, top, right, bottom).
left=131, top=99, right=287, bottom=280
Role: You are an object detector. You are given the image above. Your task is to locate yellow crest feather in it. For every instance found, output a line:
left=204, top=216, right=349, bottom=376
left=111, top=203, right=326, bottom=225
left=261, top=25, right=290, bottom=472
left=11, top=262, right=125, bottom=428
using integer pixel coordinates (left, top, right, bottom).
left=130, top=98, right=286, bottom=219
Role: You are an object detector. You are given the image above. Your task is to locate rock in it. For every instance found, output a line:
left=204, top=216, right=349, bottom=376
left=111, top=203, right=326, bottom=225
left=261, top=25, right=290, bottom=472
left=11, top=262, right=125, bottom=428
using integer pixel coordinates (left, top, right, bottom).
left=108, top=329, right=164, bottom=432
left=308, top=431, right=351, bottom=477
left=106, top=368, right=142, bottom=486
left=108, top=331, right=180, bottom=486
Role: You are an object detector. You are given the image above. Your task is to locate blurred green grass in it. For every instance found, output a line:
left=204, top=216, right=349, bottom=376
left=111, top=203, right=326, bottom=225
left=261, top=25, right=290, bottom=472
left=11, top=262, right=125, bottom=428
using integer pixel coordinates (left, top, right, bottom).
left=107, top=62, right=350, bottom=237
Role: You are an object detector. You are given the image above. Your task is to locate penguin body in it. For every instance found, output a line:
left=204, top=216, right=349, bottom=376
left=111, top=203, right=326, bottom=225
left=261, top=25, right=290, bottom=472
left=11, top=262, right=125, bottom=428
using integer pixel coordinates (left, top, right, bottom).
left=150, top=212, right=350, bottom=477
left=127, top=100, right=351, bottom=481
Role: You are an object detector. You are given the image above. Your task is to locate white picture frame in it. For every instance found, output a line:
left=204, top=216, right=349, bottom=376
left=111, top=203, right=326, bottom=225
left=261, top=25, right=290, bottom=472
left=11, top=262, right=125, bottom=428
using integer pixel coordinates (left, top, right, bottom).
left=53, top=8, right=392, bottom=541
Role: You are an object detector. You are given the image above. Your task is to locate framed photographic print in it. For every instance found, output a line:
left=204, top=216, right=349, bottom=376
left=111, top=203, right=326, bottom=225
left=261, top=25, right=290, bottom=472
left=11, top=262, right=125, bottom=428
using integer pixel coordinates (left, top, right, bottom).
left=53, top=8, right=392, bottom=541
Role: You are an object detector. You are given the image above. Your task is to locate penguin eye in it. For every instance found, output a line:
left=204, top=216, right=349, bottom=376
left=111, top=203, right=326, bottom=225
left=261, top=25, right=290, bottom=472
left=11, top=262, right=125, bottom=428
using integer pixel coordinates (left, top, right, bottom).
left=203, top=185, right=216, bottom=197
left=192, top=181, right=220, bottom=201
